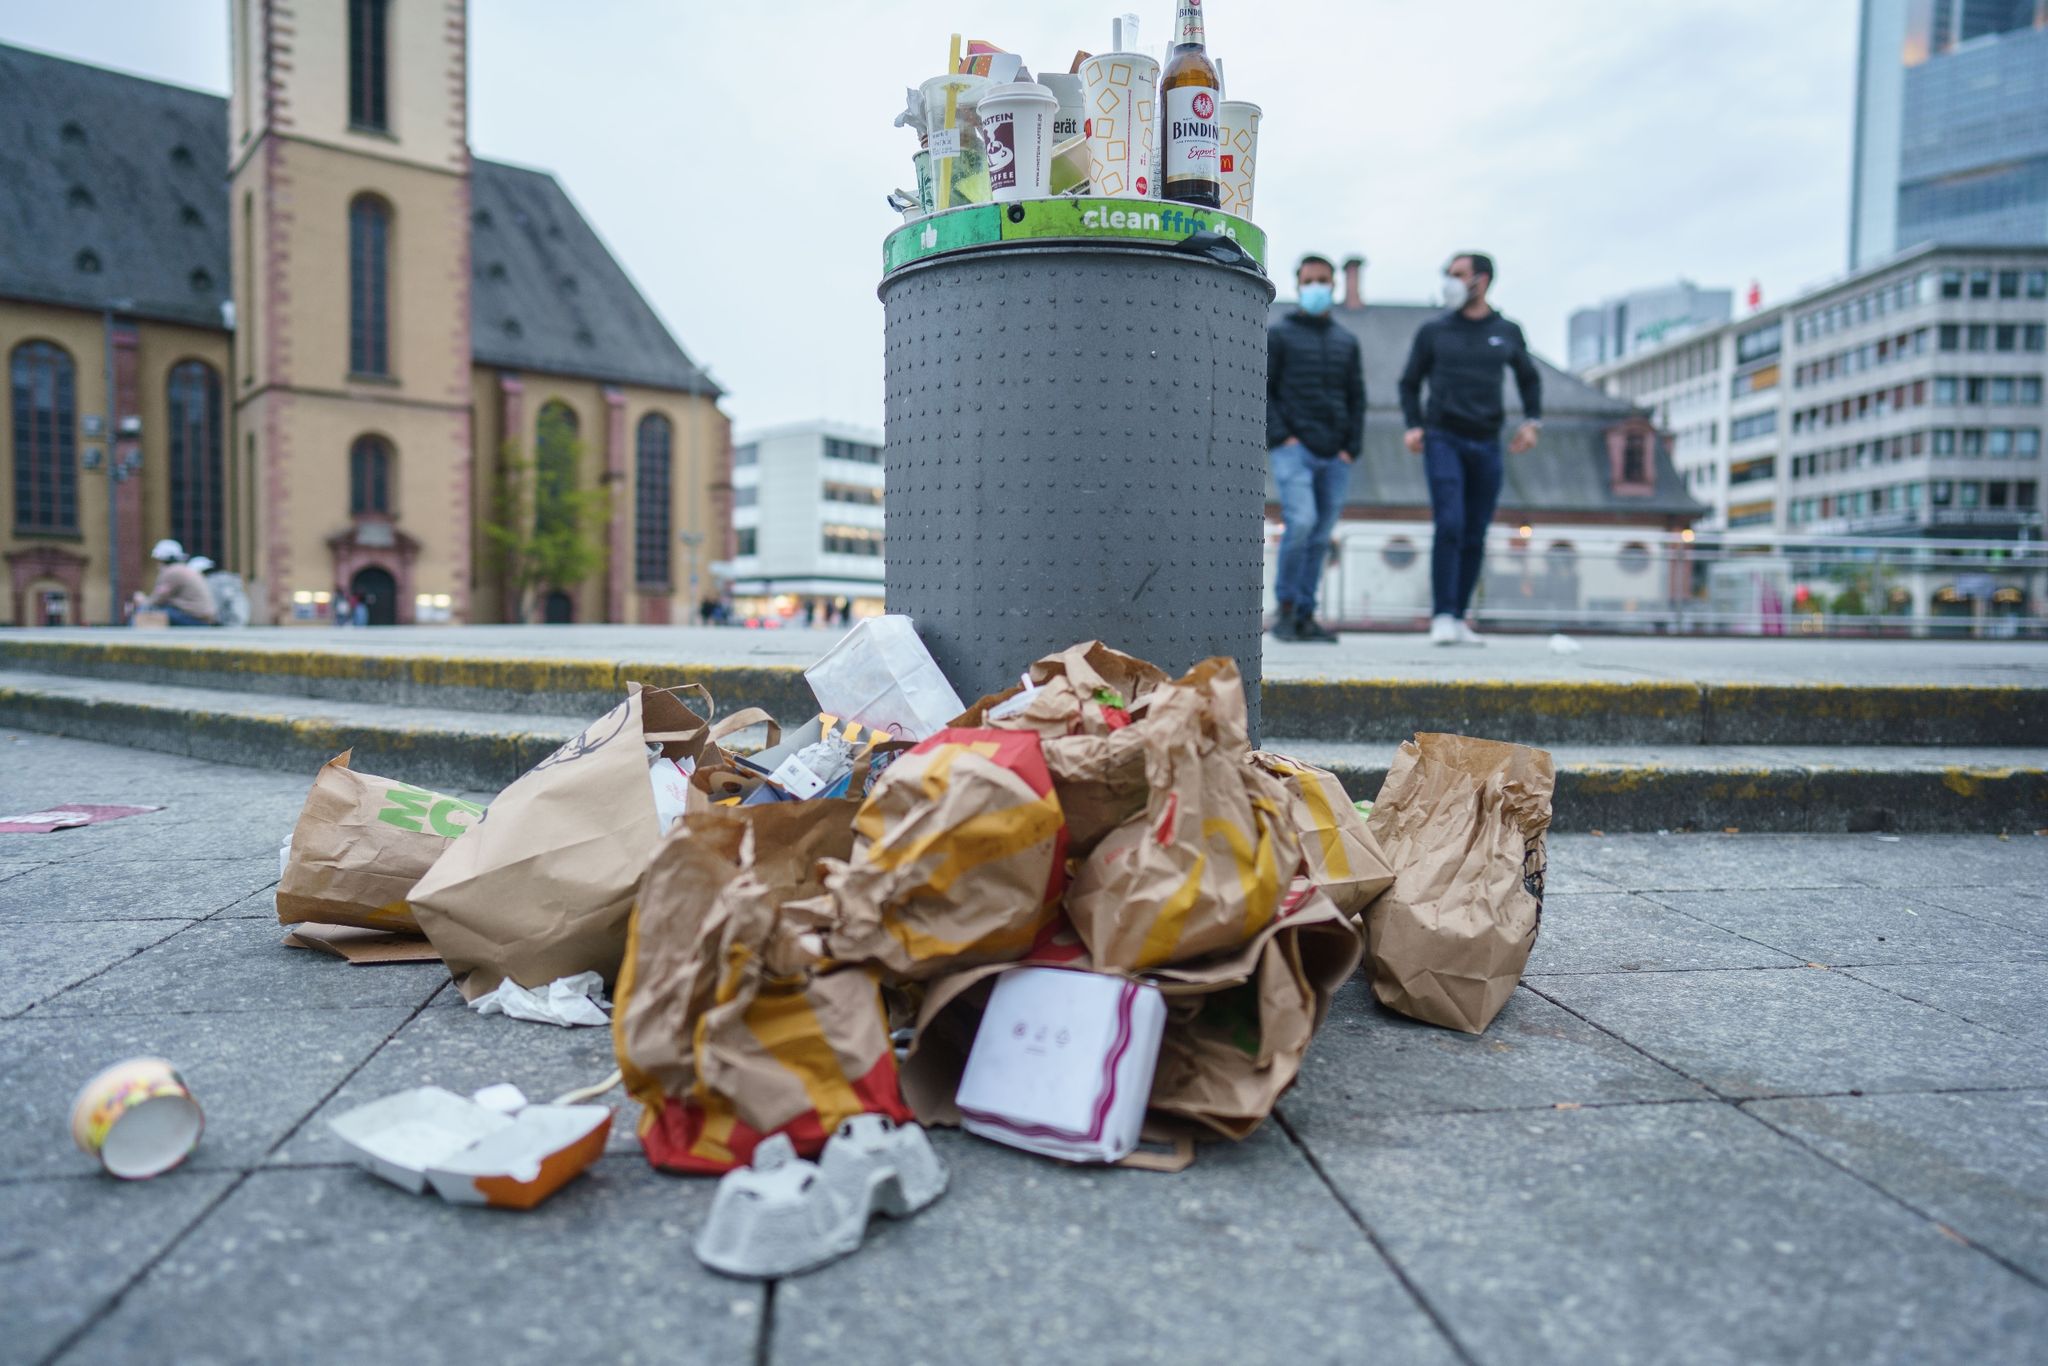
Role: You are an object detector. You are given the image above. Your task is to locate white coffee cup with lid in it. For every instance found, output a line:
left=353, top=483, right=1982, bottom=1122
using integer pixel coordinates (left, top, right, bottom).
left=977, top=80, right=1061, bottom=203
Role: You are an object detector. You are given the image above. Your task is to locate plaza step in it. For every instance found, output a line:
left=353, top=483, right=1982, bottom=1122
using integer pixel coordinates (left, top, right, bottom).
left=1, top=635, right=2042, bottom=748
left=1, top=669, right=2040, bottom=833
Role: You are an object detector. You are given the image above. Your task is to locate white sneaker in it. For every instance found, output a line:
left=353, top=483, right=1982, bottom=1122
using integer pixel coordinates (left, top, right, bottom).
left=1429, top=615, right=1459, bottom=646
left=1456, top=618, right=1486, bottom=646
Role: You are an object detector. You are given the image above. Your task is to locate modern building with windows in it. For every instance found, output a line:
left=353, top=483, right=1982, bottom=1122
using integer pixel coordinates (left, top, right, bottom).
left=724, top=422, right=886, bottom=623
left=1, top=3, right=726, bottom=627
left=1567, top=280, right=1735, bottom=373
left=1850, top=0, right=2048, bottom=269
left=1587, top=243, right=2048, bottom=539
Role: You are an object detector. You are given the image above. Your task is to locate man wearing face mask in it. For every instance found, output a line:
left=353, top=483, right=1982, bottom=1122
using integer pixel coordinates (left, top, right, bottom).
left=1398, top=252, right=1542, bottom=646
left=1265, top=254, right=1365, bottom=643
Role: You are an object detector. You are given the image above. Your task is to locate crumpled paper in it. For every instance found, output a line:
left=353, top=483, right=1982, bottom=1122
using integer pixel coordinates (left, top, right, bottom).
left=469, top=971, right=612, bottom=1028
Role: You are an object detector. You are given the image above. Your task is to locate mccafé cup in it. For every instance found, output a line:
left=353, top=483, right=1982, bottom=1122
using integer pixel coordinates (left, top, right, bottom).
left=71, top=1057, right=204, bottom=1178
left=978, top=80, right=1060, bottom=202
left=1218, top=100, right=1262, bottom=218
left=1079, top=51, right=1160, bottom=198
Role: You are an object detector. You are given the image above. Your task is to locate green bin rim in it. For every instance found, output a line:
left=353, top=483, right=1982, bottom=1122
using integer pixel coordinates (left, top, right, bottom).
left=882, top=197, right=1268, bottom=278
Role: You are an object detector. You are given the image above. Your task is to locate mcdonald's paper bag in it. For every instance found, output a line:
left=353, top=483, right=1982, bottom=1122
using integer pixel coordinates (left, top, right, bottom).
left=276, top=752, right=484, bottom=932
left=1065, top=659, right=1302, bottom=971
left=410, top=683, right=723, bottom=1000
left=1146, top=882, right=1363, bottom=1139
left=826, top=728, right=1068, bottom=981
left=1364, top=733, right=1555, bottom=1034
left=614, top=805, right=910, bottom=1174
left=1247, top=752, right=1395, bottom=917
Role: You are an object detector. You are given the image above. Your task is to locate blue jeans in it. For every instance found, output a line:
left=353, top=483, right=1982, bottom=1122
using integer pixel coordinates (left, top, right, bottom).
left=1271, top=442, right=1351, bottom=617
left=1424, top=428, right=1505, bottom=618
left=164, top=605, right=215, bottom=627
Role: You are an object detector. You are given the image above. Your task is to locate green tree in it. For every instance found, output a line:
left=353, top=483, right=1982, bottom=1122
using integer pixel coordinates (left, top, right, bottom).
left=484, top=404, right=611, bottom=622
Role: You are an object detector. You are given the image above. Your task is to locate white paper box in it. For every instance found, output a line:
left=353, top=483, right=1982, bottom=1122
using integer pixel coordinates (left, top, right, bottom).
left=954, top=967, right=1166, bottom=1164
left=328, top=1086, right=514, bottom=1193
left=804, top=616, right=965, bottom=742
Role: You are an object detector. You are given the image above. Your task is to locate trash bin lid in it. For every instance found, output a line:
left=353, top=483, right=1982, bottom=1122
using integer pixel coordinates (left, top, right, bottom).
left=882, top=197, right=1267, bottom=279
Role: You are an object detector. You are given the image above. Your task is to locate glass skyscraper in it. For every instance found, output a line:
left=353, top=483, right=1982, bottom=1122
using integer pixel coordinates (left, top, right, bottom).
left=1850, top=0, right=2048, bottom=269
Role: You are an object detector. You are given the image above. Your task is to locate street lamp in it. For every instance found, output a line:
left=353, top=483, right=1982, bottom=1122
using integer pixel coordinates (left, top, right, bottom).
left=101, top=299, right=136, bottom=623
left=679, top=530, right=704, bottom=621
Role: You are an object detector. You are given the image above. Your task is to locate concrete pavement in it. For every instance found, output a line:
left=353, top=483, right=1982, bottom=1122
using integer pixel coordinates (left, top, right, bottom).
left=6, top=731, right=2048, bottom=1364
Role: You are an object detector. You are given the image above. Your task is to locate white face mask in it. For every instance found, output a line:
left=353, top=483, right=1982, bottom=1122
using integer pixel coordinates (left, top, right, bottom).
left=1441, top=274, right=1470, bottom=308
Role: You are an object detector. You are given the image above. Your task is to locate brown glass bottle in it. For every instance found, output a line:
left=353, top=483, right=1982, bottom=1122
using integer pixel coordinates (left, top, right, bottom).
left=1161, top=0, right=1222, bottom=207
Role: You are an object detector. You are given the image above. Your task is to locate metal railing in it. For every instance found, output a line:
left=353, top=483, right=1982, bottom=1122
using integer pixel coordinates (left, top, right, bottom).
left=1269, top=524, right=2048, bottom=637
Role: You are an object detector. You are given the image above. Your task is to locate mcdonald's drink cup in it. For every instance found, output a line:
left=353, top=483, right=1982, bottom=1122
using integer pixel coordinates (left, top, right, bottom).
left=978, top=80, right=1061, bottom=202
left=1218, top=100, right=1262, bottom=218
left=1080, top=51, right=1161, bottom=198
left=71, top=1057, right=205, bottom=1179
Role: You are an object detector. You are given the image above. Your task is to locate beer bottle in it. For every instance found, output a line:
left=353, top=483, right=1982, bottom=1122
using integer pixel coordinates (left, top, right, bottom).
left=1161, top=0, right=1221, bottom=208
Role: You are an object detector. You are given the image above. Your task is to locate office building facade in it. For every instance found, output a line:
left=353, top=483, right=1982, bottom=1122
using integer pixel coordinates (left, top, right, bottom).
left=725, top=422, right=885, bottom=622
left=1588, top=244, right=2048, bottom=538
left=1567, top=281, right=1734, bottom=373
left=1851, top=0, right=2048, bottom=269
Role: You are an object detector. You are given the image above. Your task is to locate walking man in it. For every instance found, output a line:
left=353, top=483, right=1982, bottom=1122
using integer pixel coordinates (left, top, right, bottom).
left=1266, top=254, right=1364, bottom=643
left=1397, top=252, right=1543, bottom=645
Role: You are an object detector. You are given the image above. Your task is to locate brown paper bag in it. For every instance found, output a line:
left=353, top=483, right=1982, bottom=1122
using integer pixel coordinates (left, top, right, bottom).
left=825, top=729, right=1067, bottom=981
left=613, top=804, right=911, bottom=1174
left=1146, top=882, right=1363, bottom=1139
left=409, top=682, right=721, bottom=999
left=955, top=641, right=1169, bottom=853
left=275, top=751, right=483, bottom=932
left=1065, top=659, right=1303, bottom=971
left=1364, top=733, right=1556, bottom=1034
left=1247, top=752, right=1395, bottom=917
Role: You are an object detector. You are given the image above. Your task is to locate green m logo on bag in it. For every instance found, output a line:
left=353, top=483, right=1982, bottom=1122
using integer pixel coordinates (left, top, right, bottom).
left=376, top=783, right=486, bottom=838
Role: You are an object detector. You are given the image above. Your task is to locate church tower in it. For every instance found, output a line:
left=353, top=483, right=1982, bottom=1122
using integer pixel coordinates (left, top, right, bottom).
left=228, top=0, right=472, bottom=624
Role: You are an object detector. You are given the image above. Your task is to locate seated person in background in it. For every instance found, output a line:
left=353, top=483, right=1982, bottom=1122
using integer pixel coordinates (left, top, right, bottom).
left=132, top=539, right=217, bottom=627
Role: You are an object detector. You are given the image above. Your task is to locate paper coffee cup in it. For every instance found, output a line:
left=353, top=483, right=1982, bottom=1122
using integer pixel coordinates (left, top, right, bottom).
left=1040, top=73, right=1085, bottom=147
left=1218, top=100, right=1262, bottom=218
left=920, top=74, right=993, bottom=209
left=1079, top=51, right=1161, bottom=199
left=71, top=1057, right=204, bottom=1179
left=978, top=81, right=1060, bottom=202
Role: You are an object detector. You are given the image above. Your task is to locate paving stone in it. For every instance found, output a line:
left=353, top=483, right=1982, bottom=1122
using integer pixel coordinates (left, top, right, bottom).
left=1532, top=842, right=1622, bottom=894
left=1288, top=1102, right=2048, bottom=1364
left=1526, top=892, right=1803, bottom=974
left=0, top=1169, right=235, bottom=1366
left=0, top=857, right=280, bottom=923
left=1838, top=835, right=2048, bottom=889
left=209, top=888, right=282, bottom=919
left=19, top=803, right=299, bottom=863
left=1533, top=968, right=2048, bottom=1098
left=0, top=1007, right=411, bottom=1178
left=1746, top=1090, right=2048, bottom=1283
left=1913, top=884, right=2048, bottom=939
left=1645, top=887, right=2048, bottom=967
left=0, top=919, right=184, bottom=1018
left=65, top=1162, right=760, bottom=1366
left=1282, top=979, right=1708, bottom=1120
left=32, top=919, right=447, bottom=1016
left=272, top=1002, right=632, bottom=1166
left=1546, top=833, right=1878, bottom=890
left=773, top=1126, right=1458, bottom=1366
left=1842, top=961, right=2048, bottom=1050
left=0, top=859, right=50, bottom=884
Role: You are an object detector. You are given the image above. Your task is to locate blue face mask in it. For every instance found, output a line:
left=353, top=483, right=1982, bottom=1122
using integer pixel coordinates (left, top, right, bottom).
left=1299, top=282, right=1335, bottom=315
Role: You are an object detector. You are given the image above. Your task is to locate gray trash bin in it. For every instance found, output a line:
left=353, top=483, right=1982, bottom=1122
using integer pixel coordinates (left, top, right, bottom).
left=879, top=227, right=1275, bottom=739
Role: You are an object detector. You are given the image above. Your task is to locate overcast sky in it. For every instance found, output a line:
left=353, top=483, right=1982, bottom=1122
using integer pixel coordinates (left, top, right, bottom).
left=5, top=1, right=1859, bottom=434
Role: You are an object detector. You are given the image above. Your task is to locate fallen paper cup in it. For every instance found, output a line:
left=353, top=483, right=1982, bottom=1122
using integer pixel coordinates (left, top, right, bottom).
left=71, top=1057, right=204, bottom=1179
left=979, top=80, right=1061, bottom=202
left=1217, top=100, right=1262, bottom=218
left=1080, top=51, right=1160, bottom=199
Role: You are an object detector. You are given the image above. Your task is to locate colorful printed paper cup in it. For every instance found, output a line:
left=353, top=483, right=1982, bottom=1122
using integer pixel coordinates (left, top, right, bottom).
left=71, top=1057, right=204, bottom=1179
left=1080, top=52, right=1160, bottom=199
left=1218, top=100, right=1262, bottom=218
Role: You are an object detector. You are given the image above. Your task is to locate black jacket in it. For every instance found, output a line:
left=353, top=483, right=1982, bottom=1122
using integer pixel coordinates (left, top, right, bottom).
left=1397, top=308, right=1543, bottom=438
left=1267, top=311, right=1365, bottom=458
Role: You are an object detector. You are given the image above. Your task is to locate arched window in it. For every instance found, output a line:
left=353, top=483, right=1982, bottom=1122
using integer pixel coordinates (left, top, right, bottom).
left=535, top=402, right=579, bottom=537
left=9, top=341, right=78, bottom=533
left=348, top=195, right=390, bottom=375
left=635, top=413, right=673, bottom=586
left=167, top=360, right=224, bottom=557
left=350, top=434, right=392, bottom=515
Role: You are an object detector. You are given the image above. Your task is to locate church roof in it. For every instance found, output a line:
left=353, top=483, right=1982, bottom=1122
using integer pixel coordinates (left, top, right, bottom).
left=0, top=42, right=718, bottom=396
left=1267, top=299, right=1705, bottom=519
